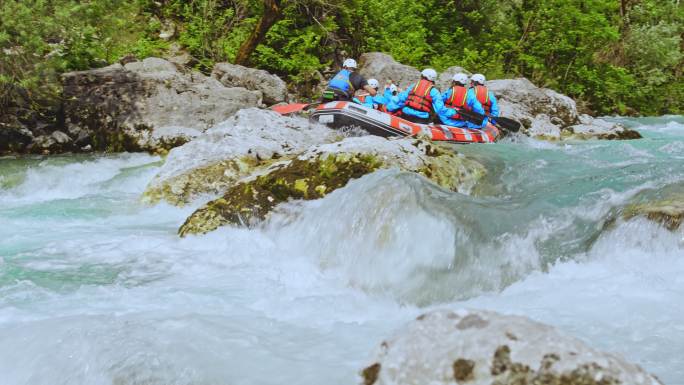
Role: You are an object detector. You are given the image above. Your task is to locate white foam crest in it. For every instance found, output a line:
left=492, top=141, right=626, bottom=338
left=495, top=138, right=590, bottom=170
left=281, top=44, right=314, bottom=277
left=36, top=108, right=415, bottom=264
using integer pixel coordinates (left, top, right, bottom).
left=0, top=154, right=160, bottom=204
left=265, top=170, right=550, bottom=304
left=265, top=170, right=457, bottom=301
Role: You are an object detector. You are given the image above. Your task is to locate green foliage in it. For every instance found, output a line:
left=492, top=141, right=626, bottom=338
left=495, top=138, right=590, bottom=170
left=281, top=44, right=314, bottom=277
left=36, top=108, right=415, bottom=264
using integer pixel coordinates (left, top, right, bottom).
left=1, top=0, right=682, bottom=116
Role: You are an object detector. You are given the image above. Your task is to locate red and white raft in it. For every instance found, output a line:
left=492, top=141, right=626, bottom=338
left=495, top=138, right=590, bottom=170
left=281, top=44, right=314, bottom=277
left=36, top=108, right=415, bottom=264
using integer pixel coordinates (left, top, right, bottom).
left=310, top=101, right=500, bottom=144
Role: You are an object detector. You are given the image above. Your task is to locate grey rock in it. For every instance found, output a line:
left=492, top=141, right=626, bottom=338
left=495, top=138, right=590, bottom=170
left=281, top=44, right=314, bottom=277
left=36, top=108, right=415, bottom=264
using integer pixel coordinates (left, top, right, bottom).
left=436, top=65, right=470, bottom=92
left=61, top=57, right=262, bottom=152
left=361, top=309, right=662, bottom=385
left=212, top=62, right=287, bottom=105
left=50, top=130, right=71, bottom=144
left=0, top=124, right=33, bottom=153
left=527, top=114, right=561, bottom=139
left=358, top=52, right=421, bottom=90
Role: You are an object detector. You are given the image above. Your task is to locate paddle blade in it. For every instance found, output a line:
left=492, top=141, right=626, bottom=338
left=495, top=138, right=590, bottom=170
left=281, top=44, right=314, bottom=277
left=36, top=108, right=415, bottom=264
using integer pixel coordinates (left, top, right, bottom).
left=495, top=116, right=521, bottom=132
left=271, top=103, right=310, bottom=115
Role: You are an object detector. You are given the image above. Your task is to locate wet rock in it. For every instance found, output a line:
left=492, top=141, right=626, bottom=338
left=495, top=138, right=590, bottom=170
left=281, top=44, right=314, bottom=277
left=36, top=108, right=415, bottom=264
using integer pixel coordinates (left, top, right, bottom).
left=61, top=57, right=261, bottom=153
left=358, top=52, right=421, bottom=90
left=0, top=125, right=34, bottom=154
left=623, top=183, right=684, bottom=231
left=212, top=62, right=287, bottom=105
left=178, top=136, right=486, bottom=236
left=142, top=108, right=338, bottom=206
left=567, top=115, right=642, bottom=140
left=360, top=309, right=662, bottom=385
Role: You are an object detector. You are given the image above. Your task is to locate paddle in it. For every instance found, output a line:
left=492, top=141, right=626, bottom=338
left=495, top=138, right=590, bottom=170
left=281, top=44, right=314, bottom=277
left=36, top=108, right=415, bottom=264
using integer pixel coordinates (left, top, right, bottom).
left=271, top=103, right=311, bottom=115
left=453, top=107, right=521, bottom=132
left=453, top=107, right=486, bottom=126
left=491, top=116, right=521, bottom=132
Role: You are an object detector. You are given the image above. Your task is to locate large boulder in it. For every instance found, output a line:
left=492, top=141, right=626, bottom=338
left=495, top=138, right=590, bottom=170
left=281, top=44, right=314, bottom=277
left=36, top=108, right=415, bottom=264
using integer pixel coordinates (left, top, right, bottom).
left=142, top=108, right=338, bottom=206
left=212, top=62, right=288, bottom=105
left=61, top=57, right=262, bottom=153
left=487, top=78, right=641, bottom=140
left=358, top=52, right=421, bottom=90
left=360, top=309, right=662, bottom=385
left=178, top=136, right=486, bottom=236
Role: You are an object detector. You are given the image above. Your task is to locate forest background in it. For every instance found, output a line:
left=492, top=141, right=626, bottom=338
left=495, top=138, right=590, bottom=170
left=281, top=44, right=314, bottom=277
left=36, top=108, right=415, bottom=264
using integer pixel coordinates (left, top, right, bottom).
left=1, top=0, right=682, bottom=121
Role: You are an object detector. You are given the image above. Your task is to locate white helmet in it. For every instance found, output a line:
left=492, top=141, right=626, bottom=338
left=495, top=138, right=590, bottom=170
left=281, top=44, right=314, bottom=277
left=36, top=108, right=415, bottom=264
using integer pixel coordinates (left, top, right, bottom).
left=367, top=78, right=379, bottom=89
left=343, top=58, right=357, bottom=69
left=389, top=84, right=398, bottom=93
left=452, top=72, right=469, bottom=85
left=471, top=73, right=486, bottom=85
left=421, top=68, right=437, bottom=81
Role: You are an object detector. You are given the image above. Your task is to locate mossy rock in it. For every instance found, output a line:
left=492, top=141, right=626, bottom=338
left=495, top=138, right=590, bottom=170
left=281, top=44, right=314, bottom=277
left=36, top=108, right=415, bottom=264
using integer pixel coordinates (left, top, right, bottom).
left=142, top=156, right=264, bottom=206
left=178, top=153, right=383, bottom=236
left=177, top=137, right=486, bottom=236
left=623, top=199, right=684, bottom=231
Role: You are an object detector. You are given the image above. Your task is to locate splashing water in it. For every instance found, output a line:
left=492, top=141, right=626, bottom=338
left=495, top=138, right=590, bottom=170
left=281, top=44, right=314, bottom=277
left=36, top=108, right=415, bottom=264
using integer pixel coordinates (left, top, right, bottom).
left=1, top=117, right=683, bottom=384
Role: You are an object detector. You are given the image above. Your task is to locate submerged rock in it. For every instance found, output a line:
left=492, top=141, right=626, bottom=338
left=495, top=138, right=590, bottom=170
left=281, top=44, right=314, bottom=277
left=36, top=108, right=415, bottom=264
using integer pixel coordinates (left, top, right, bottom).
left=623, top=183, right=684, bottom=231
left=61, top=57, right=262, bottom=153
left=360, top=309, right=662, bottom=385
left=143, top=108, right=338, bottom=206
left=178, top=136, right=485, bottom=236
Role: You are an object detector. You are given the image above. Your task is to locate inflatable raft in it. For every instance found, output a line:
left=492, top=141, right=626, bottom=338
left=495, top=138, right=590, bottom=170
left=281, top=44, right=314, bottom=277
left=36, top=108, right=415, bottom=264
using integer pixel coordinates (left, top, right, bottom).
left=310, top=101, right=501, bottom=143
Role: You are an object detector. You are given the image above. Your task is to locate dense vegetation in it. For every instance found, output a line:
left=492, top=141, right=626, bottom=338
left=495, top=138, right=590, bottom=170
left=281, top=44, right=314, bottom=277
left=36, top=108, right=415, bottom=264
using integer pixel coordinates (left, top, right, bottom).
left=1, top=0, right=682, bottom=117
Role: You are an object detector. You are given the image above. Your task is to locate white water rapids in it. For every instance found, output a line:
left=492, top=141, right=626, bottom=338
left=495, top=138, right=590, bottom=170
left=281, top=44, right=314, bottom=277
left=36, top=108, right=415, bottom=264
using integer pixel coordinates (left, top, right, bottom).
left=1, top=116, right=683, bottom=384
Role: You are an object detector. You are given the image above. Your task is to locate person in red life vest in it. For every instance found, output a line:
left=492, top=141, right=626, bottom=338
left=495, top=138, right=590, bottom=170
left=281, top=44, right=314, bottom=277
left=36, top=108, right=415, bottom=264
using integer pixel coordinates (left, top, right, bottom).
left=439, top=73, right=486, bottom=128
left=389, top=68, right=457, bottom=124
left=470, top=73, right=499, bottom=126
left=322, top=58, right=377, bottom=102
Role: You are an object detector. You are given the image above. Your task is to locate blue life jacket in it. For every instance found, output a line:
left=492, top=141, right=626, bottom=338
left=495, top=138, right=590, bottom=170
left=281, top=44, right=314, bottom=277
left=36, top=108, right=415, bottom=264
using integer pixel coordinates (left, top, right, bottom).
left=327, top=69, right=355, bottom=97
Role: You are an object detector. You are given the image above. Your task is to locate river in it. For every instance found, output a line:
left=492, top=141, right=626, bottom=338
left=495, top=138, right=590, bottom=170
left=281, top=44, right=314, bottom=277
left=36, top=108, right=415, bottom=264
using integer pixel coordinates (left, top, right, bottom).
left=1, top=116, right=682, bottom=384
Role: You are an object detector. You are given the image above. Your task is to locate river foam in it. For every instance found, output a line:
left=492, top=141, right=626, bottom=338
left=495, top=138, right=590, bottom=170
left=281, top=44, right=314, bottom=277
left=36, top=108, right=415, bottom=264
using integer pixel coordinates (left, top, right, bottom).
left=1, top=116, right=683, bottom=384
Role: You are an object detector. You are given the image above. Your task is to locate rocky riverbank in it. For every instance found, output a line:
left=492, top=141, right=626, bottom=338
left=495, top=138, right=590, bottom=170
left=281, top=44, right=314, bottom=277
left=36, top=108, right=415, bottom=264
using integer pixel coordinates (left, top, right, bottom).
left=1, top=52, right=642, bottom=155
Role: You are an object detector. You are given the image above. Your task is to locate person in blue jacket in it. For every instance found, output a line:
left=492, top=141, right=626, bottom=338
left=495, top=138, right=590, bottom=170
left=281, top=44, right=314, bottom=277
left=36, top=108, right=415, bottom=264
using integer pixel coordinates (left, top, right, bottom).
left=322, top=58, right=377, bottom=102
left=389, top=69, right=457, bottom=124
left=470, top=73, right=499, bottom=126
left=382, top=84, right=401, bottom=112
left=353, top=78, right=380, bottom=107
left=440, top=73, right=486, bottom=128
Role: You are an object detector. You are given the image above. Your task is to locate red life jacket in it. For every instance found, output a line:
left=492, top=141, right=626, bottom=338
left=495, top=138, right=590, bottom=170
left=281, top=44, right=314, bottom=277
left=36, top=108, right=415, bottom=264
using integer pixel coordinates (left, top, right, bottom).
left=445, top=85, right=469, bottom=119
left=475, top=85, right=491, bottom=114
left=406, top=79, right=434, bottom=113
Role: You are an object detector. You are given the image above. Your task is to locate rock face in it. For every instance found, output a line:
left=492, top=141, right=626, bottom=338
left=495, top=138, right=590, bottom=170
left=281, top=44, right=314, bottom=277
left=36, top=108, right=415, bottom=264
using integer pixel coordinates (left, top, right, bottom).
left=61, top=57, right=262, bottom=152
left=142, top=108, right=338, bottom=206
left=178, top=136, right=486, bottom=236
left=361, top=309, right=662, bottom=385
left=357, top=53, right=641, bottom=140
left=358, top=52, right=421, bottom=90
left=212, top=62, right=288, bottom=105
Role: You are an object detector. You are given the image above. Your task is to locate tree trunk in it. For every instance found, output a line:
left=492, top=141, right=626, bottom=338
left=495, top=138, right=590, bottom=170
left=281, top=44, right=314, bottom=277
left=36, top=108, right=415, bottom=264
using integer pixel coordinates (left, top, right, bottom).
left=234, top=0, right=283, bottom=65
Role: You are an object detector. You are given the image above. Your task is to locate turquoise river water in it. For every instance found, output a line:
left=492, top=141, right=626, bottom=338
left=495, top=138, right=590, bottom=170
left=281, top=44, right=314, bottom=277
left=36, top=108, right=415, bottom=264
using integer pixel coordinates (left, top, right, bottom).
left=1, top=116, right=683, bottom=384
